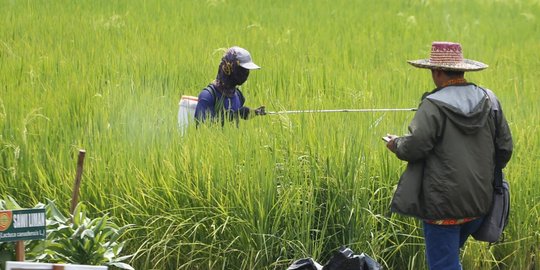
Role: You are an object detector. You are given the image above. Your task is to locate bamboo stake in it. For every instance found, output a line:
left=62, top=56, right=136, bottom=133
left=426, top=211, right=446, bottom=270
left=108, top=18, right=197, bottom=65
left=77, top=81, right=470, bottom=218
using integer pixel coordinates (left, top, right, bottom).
left=15, top=241, right=24, bottom=261
left=70, top=149, right=86, bottom=215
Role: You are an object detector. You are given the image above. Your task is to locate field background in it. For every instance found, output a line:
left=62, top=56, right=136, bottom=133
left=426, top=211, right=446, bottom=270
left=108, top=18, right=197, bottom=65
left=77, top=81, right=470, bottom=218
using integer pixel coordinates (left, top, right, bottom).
left=1, top=0, right=539, bottom=269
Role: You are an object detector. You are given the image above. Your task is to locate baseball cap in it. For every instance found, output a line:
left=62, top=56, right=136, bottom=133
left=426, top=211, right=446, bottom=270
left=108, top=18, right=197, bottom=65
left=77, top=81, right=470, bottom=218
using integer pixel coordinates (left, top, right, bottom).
left=231, top=46, right=261, bottom=70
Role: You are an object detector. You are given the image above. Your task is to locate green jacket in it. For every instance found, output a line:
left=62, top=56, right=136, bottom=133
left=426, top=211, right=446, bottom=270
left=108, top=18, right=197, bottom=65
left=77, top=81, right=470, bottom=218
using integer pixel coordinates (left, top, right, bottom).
left=390, top=84, right=513, bottom=220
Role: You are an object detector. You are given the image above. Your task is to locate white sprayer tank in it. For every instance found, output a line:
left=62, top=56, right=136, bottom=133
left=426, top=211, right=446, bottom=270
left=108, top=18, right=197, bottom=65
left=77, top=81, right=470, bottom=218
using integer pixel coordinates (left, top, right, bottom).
left=178, top=95, right=198, bottom=134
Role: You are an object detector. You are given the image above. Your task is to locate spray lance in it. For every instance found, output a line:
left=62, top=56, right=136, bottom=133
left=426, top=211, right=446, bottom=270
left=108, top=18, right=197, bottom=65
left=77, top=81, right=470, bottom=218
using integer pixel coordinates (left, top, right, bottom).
left=265, top=108, right=417, bottom=115
left=260, top=107, right=417, bottom=143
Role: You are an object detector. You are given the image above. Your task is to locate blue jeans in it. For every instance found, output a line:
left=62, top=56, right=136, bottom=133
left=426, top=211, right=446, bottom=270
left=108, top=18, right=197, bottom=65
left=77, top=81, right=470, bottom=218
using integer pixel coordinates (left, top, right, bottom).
left=422, top=218, right=484, bottom=270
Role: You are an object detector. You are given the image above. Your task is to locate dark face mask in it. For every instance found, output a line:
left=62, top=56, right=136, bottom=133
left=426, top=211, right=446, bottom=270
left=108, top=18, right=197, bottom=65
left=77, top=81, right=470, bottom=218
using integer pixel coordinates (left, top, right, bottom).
left=214, top=50, right=251, bottom=96
left=230, top=67, right=250, bottom=86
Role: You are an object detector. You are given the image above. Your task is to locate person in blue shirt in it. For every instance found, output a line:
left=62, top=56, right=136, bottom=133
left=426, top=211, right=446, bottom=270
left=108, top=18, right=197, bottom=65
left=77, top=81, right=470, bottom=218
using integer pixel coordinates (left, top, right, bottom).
left=195, top=46, right=265, bottom=127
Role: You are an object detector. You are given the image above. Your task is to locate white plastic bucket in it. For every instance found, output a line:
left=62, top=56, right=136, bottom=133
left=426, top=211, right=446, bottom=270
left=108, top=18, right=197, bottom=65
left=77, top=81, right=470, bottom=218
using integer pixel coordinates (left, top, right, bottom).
left=6, top=261, right=108, bottom=269
left=178, top=95, right=198, bottom=135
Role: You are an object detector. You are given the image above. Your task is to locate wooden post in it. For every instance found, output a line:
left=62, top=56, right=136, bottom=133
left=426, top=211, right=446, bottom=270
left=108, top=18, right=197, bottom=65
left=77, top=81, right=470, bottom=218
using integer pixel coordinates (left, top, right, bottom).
left=70, top=149, right=86, bottom=215
left=15, top=240, right=24, bottom=261
left=52, top=265, right=65, bottom=270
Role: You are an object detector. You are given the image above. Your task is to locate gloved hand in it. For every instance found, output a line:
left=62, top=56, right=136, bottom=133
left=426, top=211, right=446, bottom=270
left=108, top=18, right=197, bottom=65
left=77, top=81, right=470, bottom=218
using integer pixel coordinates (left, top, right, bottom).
left=254, top=106, right=266, bottom=116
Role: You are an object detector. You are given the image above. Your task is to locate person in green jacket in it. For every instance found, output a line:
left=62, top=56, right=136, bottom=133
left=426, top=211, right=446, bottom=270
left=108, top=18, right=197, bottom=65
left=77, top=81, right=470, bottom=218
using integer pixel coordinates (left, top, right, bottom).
left=384, top=41, right=513, bottom=270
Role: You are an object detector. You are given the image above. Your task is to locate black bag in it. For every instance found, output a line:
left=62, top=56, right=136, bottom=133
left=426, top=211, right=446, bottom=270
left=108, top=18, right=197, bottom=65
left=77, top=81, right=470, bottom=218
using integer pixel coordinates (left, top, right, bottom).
left=286, top=247, right=382, bottom=270
left=286, top=258, right=323, bottom=270
left=472, top=172, right=510, bottom=243
left=322, top=247, right=382, bottom=270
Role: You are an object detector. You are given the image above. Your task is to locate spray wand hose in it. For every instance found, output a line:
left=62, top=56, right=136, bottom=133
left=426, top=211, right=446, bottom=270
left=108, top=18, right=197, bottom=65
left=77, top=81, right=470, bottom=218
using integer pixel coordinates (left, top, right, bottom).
left=266, top=108, right=417, bottom=115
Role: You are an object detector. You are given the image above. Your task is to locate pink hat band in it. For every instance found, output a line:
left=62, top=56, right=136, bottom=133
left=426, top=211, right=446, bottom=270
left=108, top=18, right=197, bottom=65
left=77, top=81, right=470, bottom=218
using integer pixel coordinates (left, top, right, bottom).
left=407, top=41, right=488, bottom=71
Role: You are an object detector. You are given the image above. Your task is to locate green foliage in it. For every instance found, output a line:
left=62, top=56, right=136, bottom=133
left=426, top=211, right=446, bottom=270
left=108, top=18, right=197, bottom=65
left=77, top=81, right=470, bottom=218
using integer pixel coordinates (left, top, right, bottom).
left=0, top=198, right=134, bottom=270
left=32, top=201, right=134, bottom=270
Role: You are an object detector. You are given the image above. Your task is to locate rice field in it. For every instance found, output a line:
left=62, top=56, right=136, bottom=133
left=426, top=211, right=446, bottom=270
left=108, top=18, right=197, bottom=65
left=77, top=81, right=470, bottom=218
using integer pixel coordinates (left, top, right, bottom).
left=1, top=0, right=539, bottom=269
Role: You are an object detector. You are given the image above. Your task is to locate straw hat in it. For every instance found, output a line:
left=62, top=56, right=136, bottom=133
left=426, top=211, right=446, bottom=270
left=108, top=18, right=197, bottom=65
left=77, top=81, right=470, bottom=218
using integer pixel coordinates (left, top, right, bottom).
left=408, top=42, right=488, bottom=71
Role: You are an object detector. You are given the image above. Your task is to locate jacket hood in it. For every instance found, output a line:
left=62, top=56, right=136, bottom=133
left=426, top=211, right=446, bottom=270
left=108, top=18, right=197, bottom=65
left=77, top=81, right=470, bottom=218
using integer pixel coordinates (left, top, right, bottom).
left=426, top=84, right=492, bottom=134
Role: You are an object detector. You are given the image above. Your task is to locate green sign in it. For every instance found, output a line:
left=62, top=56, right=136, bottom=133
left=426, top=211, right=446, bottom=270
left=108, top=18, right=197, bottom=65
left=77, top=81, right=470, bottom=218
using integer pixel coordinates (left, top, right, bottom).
left=0, top=208, right=46, bottom=242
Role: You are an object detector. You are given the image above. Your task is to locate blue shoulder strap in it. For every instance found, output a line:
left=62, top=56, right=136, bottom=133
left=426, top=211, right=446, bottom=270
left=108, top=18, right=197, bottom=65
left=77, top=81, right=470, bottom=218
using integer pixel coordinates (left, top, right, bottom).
left=204, top=85, right=246, bottom=108
left=204, top=84, right=217, bottom=100
left=204, top=84, right=224, bottom=113
left=236, top=88, right=246, bottom=105
left=480, top=87, right=503, bottom=190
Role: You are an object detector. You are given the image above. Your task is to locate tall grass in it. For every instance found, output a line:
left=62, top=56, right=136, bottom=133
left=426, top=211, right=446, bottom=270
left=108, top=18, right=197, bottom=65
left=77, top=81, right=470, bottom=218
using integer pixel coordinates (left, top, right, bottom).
left=1, top=0, right=539, bottom=269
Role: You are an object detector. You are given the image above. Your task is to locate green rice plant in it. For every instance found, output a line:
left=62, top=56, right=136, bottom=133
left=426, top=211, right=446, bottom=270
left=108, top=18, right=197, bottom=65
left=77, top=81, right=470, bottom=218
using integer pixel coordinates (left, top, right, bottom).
left=1, top=0, right=539, bottom=269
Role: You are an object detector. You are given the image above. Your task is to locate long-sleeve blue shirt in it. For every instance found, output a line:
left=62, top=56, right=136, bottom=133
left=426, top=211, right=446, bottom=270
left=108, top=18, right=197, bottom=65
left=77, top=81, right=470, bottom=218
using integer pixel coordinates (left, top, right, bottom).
left=194, top=84, right=249, bottom=125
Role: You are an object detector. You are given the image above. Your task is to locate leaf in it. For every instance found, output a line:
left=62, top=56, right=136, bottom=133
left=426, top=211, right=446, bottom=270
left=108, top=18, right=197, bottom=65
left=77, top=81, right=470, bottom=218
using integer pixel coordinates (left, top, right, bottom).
left=104, top=249, right=114, bottom=261
left=47, top=242, right=74, bottom=256
left=108, top=262, right=135, bottom=270
left=72, top=224, right=86, bottom=240
left=34, top=202, right=46, bottom=208
left=50, top=225, right=73, bottom=239
left=6, top=195, right=22, bottom=209
left=46, top=199, right=68, bottom=223
left=107, top=224, right=134, bottom=246
left=113, top=254, right=133, bottom=262
left=72, top=203, right=86, bottom=227
left=111, top=241, right=124, bottom=256
left=81, top=228, right=95, bottom=239
left=91, top=215, right=108, bottom=239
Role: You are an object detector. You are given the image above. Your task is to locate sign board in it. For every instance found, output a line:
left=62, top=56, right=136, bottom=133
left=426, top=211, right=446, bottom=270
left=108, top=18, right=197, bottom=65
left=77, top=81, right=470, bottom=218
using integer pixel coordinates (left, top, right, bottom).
left=0, top=208, right=46, bottom=242
left=6, top=262, right=108, bottom=270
